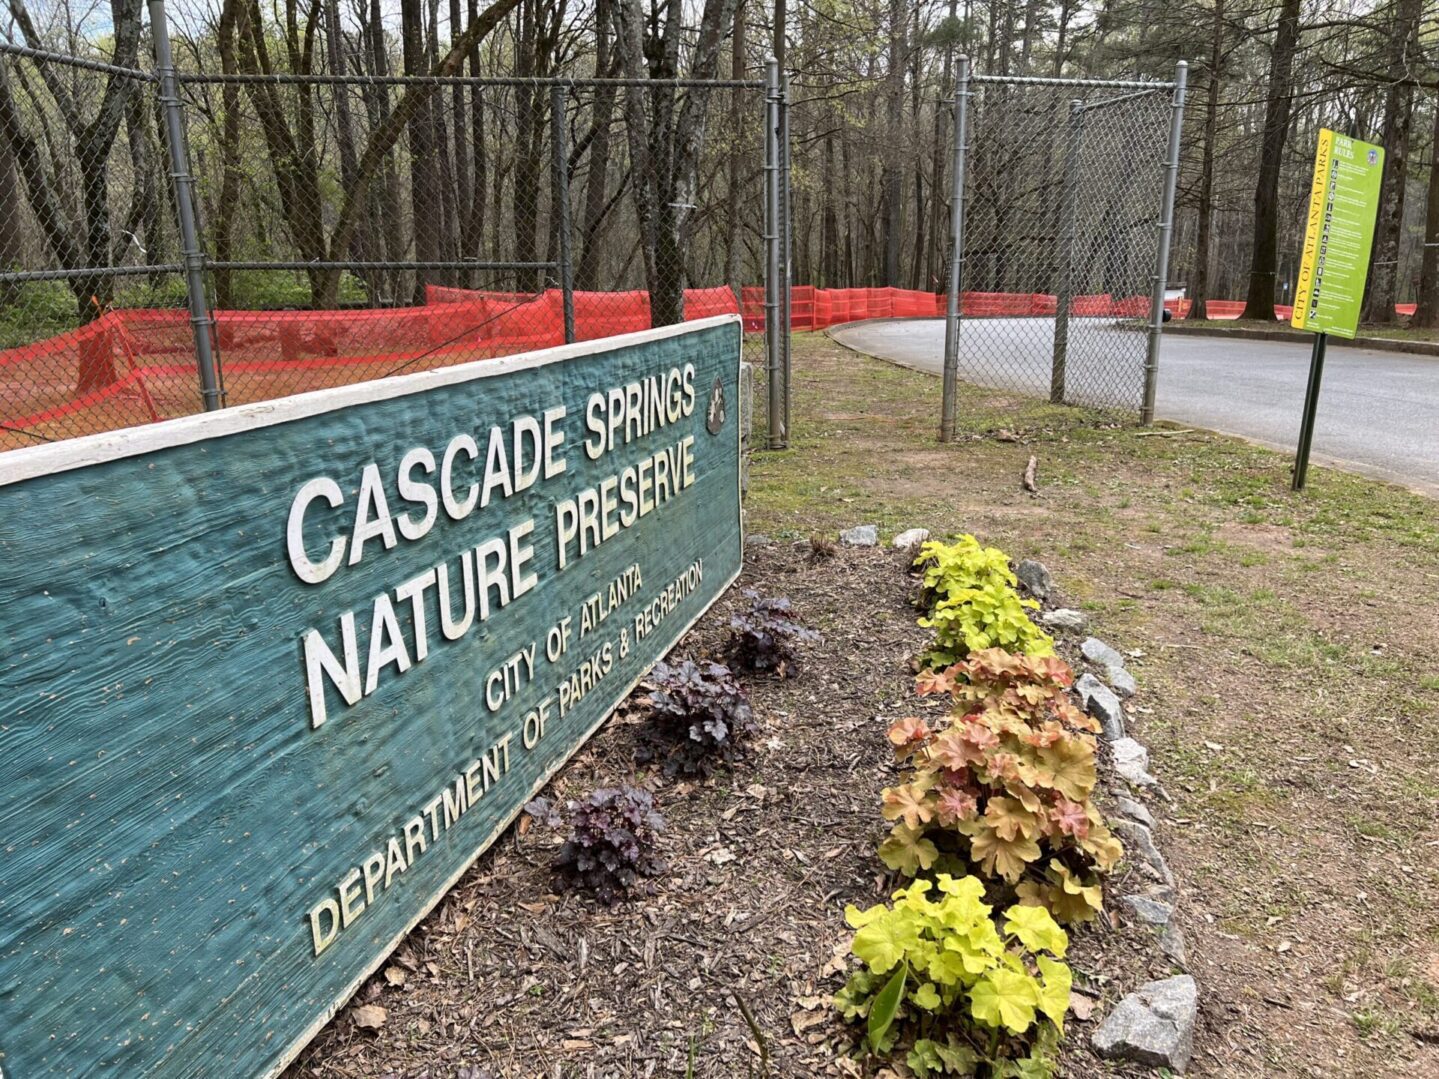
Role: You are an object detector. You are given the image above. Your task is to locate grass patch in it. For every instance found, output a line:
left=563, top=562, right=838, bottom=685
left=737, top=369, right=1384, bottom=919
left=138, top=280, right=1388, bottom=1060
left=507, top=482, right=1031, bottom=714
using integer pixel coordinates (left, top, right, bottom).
left=747, top=335, right=1439, bottom=1071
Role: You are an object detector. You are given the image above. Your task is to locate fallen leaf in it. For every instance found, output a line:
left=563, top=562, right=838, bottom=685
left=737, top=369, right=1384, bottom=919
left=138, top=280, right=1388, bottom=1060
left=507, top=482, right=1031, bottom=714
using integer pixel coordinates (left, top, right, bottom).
left=1277, top=941, right=1292, bottom=954
left=352, top=1004, right=387, bottom=1030
left=518, top=901, right=547, bottom=914
left=791, top=1010, right=829, bottom=1035
left=1069, top=992, right=1096, bottom=1021
left=454, top=912, right=472, bottom=932
left=382, top=966, right=406, bottom=987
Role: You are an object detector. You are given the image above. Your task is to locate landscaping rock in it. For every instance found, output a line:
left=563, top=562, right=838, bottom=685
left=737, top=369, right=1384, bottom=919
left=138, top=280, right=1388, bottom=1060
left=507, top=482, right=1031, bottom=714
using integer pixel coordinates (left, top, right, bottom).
left=1115, top=795, right=1156, bottom=829
left=1081, top=636, right=1125, bottom=669
left=892, top=527, right=930, bottom=550
left=1041, top=607, right=1087, bottom=631
left=839, top=524, right=878, bottom=547
left=1121, top=895, right=1173, bottom=926
left=1113, top=819, right=1175, bottom=887
left=1160, top=923, right=1189, bottom=968
left=1014, top=559, right=1053, bottom=600
left=1077, top=674, right=1125, bottom=741
left=745, top=533, right=772, bottom=547
left=1111, top=737, right=1157, bottom=787
left=1091, top=975, right=1197, bottom=1074
left=1106, top=664, right=1137, bottom=698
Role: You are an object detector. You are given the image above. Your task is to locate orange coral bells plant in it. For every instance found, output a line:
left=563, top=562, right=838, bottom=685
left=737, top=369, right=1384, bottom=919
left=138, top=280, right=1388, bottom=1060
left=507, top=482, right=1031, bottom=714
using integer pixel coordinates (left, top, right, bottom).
left=879, top=649, right=1123, bottom=924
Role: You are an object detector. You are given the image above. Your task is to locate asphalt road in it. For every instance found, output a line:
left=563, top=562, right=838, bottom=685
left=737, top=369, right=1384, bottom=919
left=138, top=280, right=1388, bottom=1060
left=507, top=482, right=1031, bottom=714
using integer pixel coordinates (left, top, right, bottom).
left=829, top=317, right=1439, bottom=496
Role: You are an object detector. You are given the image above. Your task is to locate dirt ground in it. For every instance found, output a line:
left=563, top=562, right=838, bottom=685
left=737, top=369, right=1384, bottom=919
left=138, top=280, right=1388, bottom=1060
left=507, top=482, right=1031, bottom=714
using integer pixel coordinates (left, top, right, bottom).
left=743, top=337, right=1439, bottom=1077
left=285, top=544, right=930, bottom=1078
left=289, top=543, right=1183, bottom=1079
left=289, top=334, right=1439, bottom=1077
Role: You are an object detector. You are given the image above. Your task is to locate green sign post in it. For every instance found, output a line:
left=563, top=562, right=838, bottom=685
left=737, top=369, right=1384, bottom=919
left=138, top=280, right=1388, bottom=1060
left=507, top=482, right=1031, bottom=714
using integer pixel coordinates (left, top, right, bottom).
left=0, top=318, right=743, bottom=1077
left=1289, top=128, right=1384, bottom=489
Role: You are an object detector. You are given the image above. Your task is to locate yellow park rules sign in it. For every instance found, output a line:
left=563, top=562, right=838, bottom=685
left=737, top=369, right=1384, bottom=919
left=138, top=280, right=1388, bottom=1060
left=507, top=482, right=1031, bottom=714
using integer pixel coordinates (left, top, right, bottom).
left=1291, top=129, right=1384, bottom=339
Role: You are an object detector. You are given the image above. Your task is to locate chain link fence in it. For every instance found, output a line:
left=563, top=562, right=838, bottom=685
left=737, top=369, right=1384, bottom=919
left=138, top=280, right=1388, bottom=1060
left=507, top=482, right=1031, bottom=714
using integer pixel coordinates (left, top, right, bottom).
left=940, top=66, right=1185, bottom=431
left=0, top=13, right=779, bottom=451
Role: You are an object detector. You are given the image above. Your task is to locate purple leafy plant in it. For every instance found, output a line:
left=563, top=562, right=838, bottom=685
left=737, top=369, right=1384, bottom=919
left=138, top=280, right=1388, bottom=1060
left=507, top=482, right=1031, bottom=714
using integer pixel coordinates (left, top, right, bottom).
left=645, top=659, right=758, bottom=775
left=728, top=590, right=820, bottom=678
left=524, top=785, right=666, bottom=905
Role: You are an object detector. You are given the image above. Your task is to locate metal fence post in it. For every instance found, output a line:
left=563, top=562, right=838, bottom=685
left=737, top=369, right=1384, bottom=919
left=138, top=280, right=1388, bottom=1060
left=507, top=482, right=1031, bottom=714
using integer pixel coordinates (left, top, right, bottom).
left=148, top=0, right=222, bottom=411
left=1050, top=99, right=1084, bottom=405
left=780, top=67, right=793, bottom=443
left=1141, top=60, right=1187, bottom=425
left=940, top=56, right=970, bottom=443
left=764, top=58, right=785, bottom=449
left=550, top=83, right=576, bottom=344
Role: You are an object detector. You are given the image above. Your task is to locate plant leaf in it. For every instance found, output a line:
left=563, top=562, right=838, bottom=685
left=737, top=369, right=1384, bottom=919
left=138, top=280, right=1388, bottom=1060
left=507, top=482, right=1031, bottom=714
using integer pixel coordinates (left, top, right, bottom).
left=969, top=967, right=1040, bottom=1034
left=1035, top=954, right=1072, bottom=1032
left=867, top=962, right=907, bottom=1050
left=1003, top=904, right=1068, bottom=958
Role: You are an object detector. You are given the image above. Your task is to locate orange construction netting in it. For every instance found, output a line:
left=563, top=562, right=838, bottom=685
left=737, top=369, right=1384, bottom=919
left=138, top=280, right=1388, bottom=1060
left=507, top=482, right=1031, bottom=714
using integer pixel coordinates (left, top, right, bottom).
left=1, top=284, right=1416, bottom=449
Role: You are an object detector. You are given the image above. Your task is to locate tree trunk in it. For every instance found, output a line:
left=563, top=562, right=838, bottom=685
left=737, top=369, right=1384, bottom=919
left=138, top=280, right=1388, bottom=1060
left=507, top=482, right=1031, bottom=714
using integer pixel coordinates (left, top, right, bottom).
left=880, top=0, right=904, bottom=285
left=1190, top=0, right=1223, bottom=320
left=403, top=0, right=440, bottom=303
left=0, top=137, right=22, bottom=304
left=1240, top=0, right=1300, bottom=321
left=1415, top=99, right=1439, bottom=328
left=463, top=0, right=487, bottom=285
left=612, top=0, right=738, bottom=326
left=722, top=0, right=745, bottom=294
left=1360, top=0, right=1421, bottom=325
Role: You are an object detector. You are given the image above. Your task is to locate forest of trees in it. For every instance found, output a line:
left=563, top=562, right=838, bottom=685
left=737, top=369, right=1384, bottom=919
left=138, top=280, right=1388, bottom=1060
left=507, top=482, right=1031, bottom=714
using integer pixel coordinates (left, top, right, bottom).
left=1, top=0, right=1437, bottom=329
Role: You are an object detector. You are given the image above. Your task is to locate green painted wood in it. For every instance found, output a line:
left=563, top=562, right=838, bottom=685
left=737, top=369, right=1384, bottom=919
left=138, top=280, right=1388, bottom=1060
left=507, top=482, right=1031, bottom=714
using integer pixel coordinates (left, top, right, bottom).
left=0, top=320, right=743, bottom=1078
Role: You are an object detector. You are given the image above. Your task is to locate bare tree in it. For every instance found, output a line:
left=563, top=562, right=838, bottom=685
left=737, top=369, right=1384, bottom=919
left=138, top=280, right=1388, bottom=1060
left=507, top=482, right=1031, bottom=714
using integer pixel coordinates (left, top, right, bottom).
left=611, top=0, right=740, bottom=325
left=1240, top=0, right=1300, bottom=321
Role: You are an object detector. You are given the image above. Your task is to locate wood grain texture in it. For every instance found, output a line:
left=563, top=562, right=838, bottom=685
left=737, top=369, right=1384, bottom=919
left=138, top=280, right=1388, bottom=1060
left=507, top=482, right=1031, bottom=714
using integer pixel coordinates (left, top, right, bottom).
left=0, top=320, right=743, bottom=1078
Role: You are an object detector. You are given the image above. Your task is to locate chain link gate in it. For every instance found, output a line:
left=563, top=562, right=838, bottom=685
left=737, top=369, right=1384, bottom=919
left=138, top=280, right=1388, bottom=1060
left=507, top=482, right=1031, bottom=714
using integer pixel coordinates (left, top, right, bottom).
left=939, top=62, right=1187, bottom=438
left=0, top=2, right=788, bottom=451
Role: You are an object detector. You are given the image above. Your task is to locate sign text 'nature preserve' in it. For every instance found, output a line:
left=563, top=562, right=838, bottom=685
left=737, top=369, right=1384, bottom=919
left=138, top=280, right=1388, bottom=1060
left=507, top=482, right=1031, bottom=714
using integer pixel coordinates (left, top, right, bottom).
left=0, top=317, right=743, bottom=1078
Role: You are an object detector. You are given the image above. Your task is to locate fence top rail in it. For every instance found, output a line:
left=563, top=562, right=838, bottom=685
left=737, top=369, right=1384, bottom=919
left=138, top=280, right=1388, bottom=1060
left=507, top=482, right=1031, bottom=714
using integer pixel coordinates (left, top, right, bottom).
left=206, top=260, right=557, bottom=273
left=172, top=72, right=764, bottom=90
left=0, top=264, right=184, bottom=283
left=967, top=71, right=1176, bottom=91
left=0, top=39, right=155, bottom=79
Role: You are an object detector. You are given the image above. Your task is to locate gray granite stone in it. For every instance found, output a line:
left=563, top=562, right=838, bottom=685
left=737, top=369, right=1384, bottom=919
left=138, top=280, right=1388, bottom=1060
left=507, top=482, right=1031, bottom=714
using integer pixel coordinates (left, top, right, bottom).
left=1015, top=559, right=1053, bottom=600
left=1081, top=636, right=1125, bottom=669
left=839, top=524, right=877, bottom=547
left=892, top=527, right=930, bottom=550
left=1106, top=664, right=1137, bottom=698
left=1091, top=975, right=1197, bottom=1073
left=1121, top=895, right=1173, bottom=926
left=1111, top=737, right=1157, bottom=787
left=1077, top=673, right=1125, bottom=741
left=1160, top=923, right=1188, bottom=968
left=1114, top=795, right=1156, bottom=829
left=1041, top=607, right=1087, bottom=631
left=1113, top=818, right=1175, bottom=887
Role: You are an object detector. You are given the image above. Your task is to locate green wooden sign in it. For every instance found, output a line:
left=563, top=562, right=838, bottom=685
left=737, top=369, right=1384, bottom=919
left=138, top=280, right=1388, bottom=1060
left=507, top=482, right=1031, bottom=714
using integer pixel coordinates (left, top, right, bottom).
left=1291, top=128, right=1384, bottom=340
left=0, top=317, right=743, bottom=1077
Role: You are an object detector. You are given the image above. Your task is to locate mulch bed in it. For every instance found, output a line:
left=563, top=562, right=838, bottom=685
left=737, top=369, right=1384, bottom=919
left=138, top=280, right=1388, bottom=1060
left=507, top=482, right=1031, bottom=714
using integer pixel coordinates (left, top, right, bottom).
left=289, top=543, right=1180, bottom=1079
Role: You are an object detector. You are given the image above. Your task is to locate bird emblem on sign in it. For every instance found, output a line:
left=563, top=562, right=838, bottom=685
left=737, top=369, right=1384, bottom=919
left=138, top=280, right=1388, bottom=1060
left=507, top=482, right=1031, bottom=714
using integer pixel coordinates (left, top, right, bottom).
left=706, top=376, right=727, bottom=434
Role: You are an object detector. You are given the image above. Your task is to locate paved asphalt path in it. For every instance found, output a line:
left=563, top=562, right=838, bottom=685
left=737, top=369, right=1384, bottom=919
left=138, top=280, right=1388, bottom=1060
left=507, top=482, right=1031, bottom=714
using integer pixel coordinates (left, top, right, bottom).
left=829, top=317, right=1439, bottom=496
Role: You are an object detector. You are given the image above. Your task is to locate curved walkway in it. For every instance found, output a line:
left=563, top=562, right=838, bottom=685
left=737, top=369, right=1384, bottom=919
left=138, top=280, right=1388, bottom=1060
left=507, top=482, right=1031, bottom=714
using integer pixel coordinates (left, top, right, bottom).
left=830, top=317, right=1439, bottom=497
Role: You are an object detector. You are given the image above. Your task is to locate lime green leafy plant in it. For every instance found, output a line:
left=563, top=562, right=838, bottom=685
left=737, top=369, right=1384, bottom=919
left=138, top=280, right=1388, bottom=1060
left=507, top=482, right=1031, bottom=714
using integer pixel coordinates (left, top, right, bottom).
left=879, top=650, right=1122, bottom=924
left=834, top=875, right=1070, bottom=1077
left=914, top=538, right=1054, bottom=666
